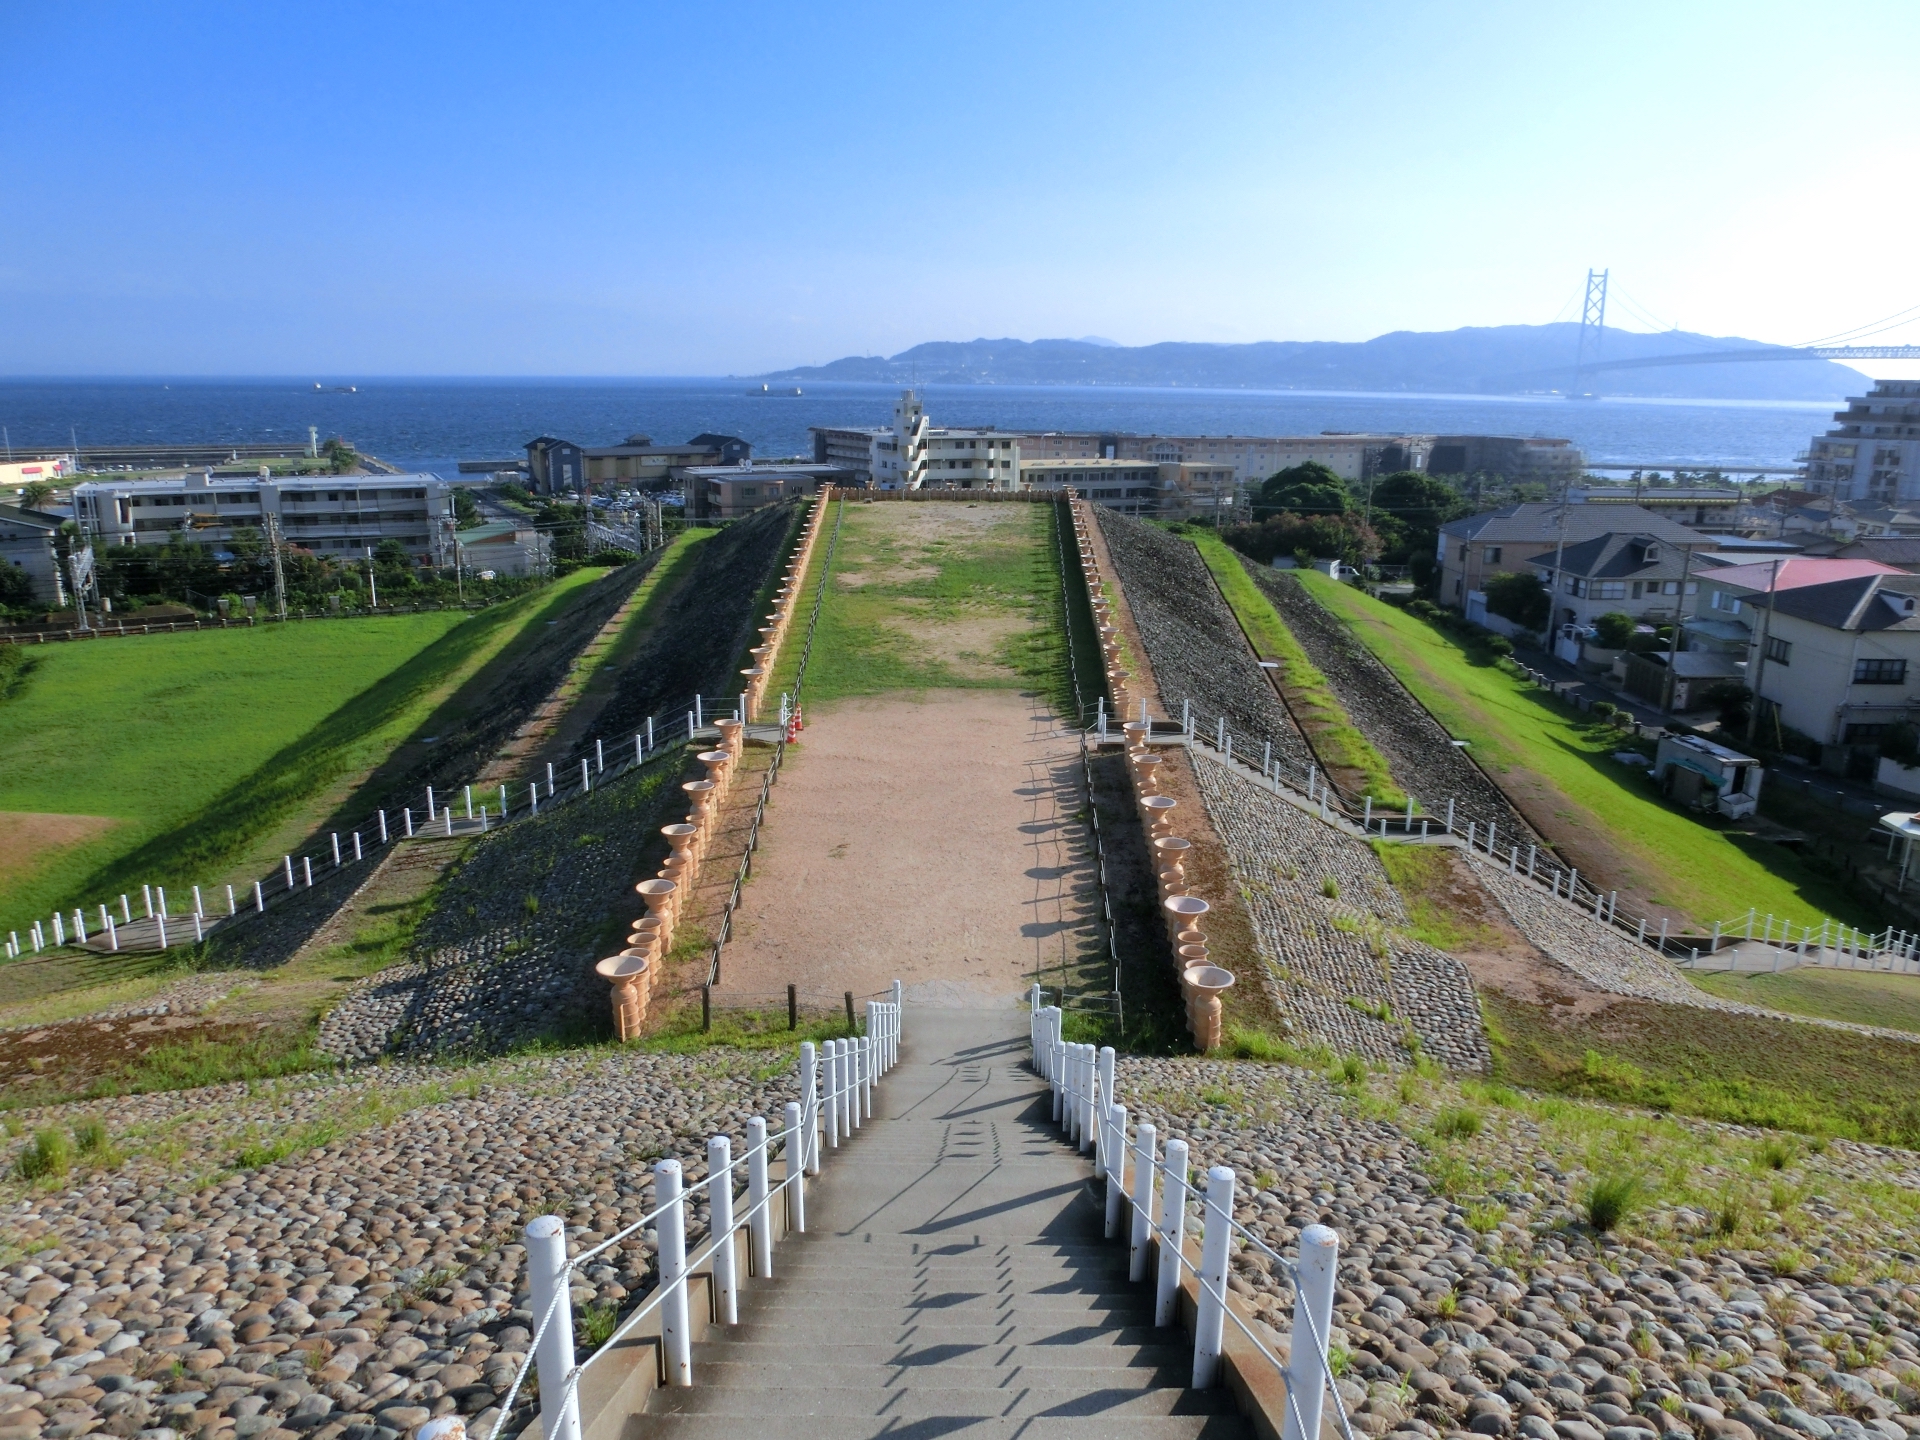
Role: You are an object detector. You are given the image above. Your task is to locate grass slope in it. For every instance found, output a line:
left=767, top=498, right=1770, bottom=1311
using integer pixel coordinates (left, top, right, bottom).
left=1191, top=532, right=1403, bottom=805
left=1294, top=572, right=1863, bottom=928
left=1692, top=966, right=1920, bottom=1035
left=0, top=572, right=607, bottom=930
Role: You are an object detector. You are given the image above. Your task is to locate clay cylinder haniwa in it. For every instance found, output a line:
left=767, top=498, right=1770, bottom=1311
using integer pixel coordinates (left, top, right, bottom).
left=714, top=717, right=743, bottom=760
left=1164, top=893, right=1209, bottom=941
left=636, top=878, right=676, bottom=929
left=1141, top=795, right=1177, bottom=836
left=697, top=749, right=731, bottom=790
left=1182, top=965, right=1235, bottom=1051
left=596, top=954, right=651, bottom=1041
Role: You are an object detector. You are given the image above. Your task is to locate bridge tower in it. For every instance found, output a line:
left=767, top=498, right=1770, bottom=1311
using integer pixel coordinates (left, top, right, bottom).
left=1572, top=268, right=1608, bottom=394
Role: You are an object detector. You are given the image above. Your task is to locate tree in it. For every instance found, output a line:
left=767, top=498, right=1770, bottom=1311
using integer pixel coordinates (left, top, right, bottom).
left=1483, top=571, right=1550, bottom=631
left=1591, top=611, right=1638, bottom=648
left=15, top=482, right=54, bottom=511
left=0, top=562, right=35, bottom=610
left=453, top=488, right=482, bottom=529
left=321, top=438, right=358, bottom=475
left=1223, top=512, right=1380, bottom=567
left=1254, top=462, right=1350, bottom=520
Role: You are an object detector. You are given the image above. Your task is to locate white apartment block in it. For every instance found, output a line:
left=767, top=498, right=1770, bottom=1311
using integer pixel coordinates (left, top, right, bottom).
left=1808, top=380, right=1920, bottom=506
left=1015, top=431, right=1430, bottom=486
left=811, top=391, right=1021, bottom=492
left=72, top=472, right=456, bottom=563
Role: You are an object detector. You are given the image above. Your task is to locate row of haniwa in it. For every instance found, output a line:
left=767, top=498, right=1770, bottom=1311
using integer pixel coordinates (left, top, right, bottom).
left=1068, top=499, right=1235, bottom=1052
left=594, top=490, right=838, bottom=1041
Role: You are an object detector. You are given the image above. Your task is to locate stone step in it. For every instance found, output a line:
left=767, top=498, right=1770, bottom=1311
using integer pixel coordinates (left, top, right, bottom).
left=650, top=1382, right=1242, bottom=1418
left=632, top=1413, right=1250, bottom=1439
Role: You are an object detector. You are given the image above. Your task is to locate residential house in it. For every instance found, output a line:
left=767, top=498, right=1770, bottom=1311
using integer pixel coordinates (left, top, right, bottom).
left=1689, top=557, right=1920, bottom=752
left=1569, top=484, right=1743, bottom=531
left=525, top=434, right=752, bottom=494
left=687, top=464, right=851, bottom=520
left=454, top=521, right=551, bottom=578
left=1437, top=502, right=1710, bottom=616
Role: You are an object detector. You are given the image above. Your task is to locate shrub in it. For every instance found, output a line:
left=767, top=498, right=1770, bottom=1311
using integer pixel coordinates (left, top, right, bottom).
left=1483, top=634, right=1514, bottom=657
left=1321, top=876, right=1340, bottom=899
left=1336, top=1055, right=1367, bottom=1085
left=1590, top=700, right=1616, bottom=720
left=16, top=1128, right=71, bottom=1180
left=1592, top=611, right=1638, bottom=649
left=1580, top=1171, right=1644, bottom=1232
left=1433, top=1107, right=1483, bottom=1139
left=1484, top=571, right=1550, bottom=630
left=1406, top=598, right=1440, bottom=619
left=1465, top=1201, right=1507, bottom=1235
left=1756, top=1137, right=1795, bottom=1171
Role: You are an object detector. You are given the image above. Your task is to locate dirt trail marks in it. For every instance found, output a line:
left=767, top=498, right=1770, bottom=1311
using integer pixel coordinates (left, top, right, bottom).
left=712, top=690, right=1099, bottom=1005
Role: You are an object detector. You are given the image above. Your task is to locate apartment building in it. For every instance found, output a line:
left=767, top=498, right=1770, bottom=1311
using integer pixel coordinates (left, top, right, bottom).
left=525, top=433, right=750, bottom=493
left=0, top=503, right=64, bottom=603
left=1807, top=379, right=1920, bottom=506
left=809, top=392, right=1020, bottom=491
left=71, top=472, right=455, bottom=563
left=1017, top=459, right=1238, bottom=517
left=1012, top=430, right=1584, bottom=488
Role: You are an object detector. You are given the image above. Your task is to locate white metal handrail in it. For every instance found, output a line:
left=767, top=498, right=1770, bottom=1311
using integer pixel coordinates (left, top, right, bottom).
left=1028, top=997, right=1355, bottom=1440
left=470, top=985, right=905, bottom=1440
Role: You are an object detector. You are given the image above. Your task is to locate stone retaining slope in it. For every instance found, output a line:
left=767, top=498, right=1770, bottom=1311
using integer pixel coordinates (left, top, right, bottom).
left=1191, top=752, right=1491, bottom=1071
left=1095, top=511, right=1312, bottom=770
left=1249, top=568, right=1530, bottom=838
left=319, top=761, right=679, bottom=1060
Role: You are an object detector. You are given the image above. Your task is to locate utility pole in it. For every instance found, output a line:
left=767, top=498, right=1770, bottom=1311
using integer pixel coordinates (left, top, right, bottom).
left=1745, top=556, right=1783, bottom=746
left=1548, top=476, right=1575, bottom=638
left=1661, top=545, right=1695, bottom=713
left=365, top=546, right=378, bottom=609
left=265, top=512, right=288, bottom=621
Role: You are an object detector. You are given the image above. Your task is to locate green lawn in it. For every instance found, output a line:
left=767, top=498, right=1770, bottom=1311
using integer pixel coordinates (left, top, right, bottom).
left=1190, top=532, right=1402, bottom=805
left=1692, top=966, right=1920, bottom=1035
left=774, top=500, right=1069, bottom=708
left=0, top=571, right=607, bottom=932
left=1294, top=572, right=1865, bottom=929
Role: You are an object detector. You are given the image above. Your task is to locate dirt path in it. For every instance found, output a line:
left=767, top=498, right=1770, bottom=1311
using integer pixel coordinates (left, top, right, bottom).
left=712, top=689, right=1100, bottom=1008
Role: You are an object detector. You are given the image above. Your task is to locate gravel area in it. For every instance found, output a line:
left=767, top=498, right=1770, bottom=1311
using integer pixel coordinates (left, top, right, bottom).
left=1191, top=750, right=1492, bottom=1072
left=1118, top=1055, right=1920, bottom=1440
left=1249, top=568, right=1531, bottom=839
left=0, top=1046, right=802, bottom=1440
left=318, top=761, right=682, bottom=1062
left=1095, top=511, right=1312, bottom=770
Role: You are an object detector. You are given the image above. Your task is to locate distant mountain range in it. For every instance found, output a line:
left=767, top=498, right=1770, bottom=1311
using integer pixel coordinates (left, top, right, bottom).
left=756, top=323, right=1858, bottom=401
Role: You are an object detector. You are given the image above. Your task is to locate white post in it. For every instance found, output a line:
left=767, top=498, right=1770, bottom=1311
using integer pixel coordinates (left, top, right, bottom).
left=1104, top=1102, right=1127, bottom=1239
left=648, top=716, right=655, bottom=751
left=157, top=885, right=168, bottom=916
left=426, top=785, right=436, bottom=820
left=530, top=784, right=539, bottom=816
left=501, top=783, right=509, bottom=816
left=1263, top=739, right=1272, bottom=774
left=73, top=910, right=85, bottom=943
left=1445, top=798, right=1455, bottom=832
left=190, top=884, right=203, bottom=916
left=746, top=1116, right=773, bottom=1278
left=798, top=1043, right=820, bottom=1175
left=99, top=903, right=110, bottom=933
left=444, top=808, right=453, bottom=836
left=106, top=916, right=118, bottom=951
left=783, top=1101, right=807, bottom=1232
left=696, top=694, right=703, bottom=728
left=302, top=857, right=313, bottom=887
left=635, top=734, right=644, bottom=765
left=120, top=894, right=131, bottom=923
left=353, top=832, right=363, bottom=861
left=1487, top=821, right=1497, bottom=855
left=1155, top=1138, right=1189, bottom=1328
left=580, top=758, right=590, bottom=793
left=524, top=1215, right=581, bottom=1440
left=143, top=883, right=153, bottom=917
left=1193, top=1165, right=1236, bottom=1389
left=1129, top=1122, right=1158, bottom=1283
left=1096, top=1044, right=1116, bottom=1161
left=254, top=881, right=265, bottom=913
left=192, top=911, right=203, bottom=942
left=596, top=738, right=604, bottom=774
left=655, top=1159, right=692, bottom=1386
left=51, top=914, right=64, bottom=946
left=463, top=788, right=473, bottom=820
left=1078, top=1044, right=1096, bottom=1153
left=1284, top=1225, right=1341, bottom=1440
left=379, top=810, right=389, bottom=843
left=283, top=856, right=294, bottom=889
left=480, top=807, right=489, bottom=832
left=824, top=1040, right=841, bottom=1149
left=891, top=978, right=903, bottom=1063
left=1711, top=920, right=1722, bottom=953
left=404, top=808, right=414, bottom=837
left=1364, top=796, right=1373, bottom=829
left=708, top=1136, right=738, bottom=1326
left=548, top=761, right=556, bottom=794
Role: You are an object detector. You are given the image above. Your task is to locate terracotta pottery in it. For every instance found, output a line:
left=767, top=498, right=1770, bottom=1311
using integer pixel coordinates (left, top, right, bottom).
left=1164, top=893, right=1209, bottom=941
left=1141, top=795, right=1178, bottom=836
left=595, top=953, right=651, bottom=1040
left=636, top=878, right=676, bottom=926
left=1182, top=965, right=1235, bottom=1050
left=697, top=749, right=732, bottom=788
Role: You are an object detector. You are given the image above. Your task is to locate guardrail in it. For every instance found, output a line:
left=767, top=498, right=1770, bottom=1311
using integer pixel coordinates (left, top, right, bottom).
left=465, top=988, right=903, bottom=1440
left=1029, top=1001, right=1355, bottom=1440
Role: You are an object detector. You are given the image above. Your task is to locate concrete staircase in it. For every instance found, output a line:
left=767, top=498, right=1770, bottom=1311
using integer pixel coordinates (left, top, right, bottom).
left=641, top=1008, right=1251, bottom=1438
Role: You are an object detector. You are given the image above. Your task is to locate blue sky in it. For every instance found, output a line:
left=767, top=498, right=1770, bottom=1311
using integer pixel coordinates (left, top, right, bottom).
left=4, top=1, right=1917, bottom=376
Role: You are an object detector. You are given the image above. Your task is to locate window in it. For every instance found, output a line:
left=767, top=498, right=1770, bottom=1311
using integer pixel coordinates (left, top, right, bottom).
left=1854, top=657, right=1908, bottom=685
left=1631, top=581, right=1643, bottom=599
left=1596, top=581, right=1628, bottom=599
left=1845, top=723, right=1890, bottom=743
left=1764, top=635, right=1791, bottom=665
left=1487, top=547, right=1502, bottom=562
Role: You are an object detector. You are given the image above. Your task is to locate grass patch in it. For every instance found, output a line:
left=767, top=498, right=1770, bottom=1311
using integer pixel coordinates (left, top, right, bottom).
left=1192, top=532, right=1403, bottom=804
left=0, top=570, right=610, bottom=933
left=1370, top=841, right=1501, bottom=951
left=772, top=501, right=1065, bottom=702
left=632, top=1005, right=859, bottom=1054
left=566, top=530, right=713, bottom=697
left=1295, top=571, right=1867, bottom=929
left=1692, top=967, right=1920, bottom=1035
left=1485, top=987, right=1920, bottom=1147
left=1581, top=1170, right=1645, bottom=1231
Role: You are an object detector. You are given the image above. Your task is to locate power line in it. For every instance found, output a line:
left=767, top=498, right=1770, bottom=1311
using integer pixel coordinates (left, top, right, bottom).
left=1796, top=300, right=1920, bottom=348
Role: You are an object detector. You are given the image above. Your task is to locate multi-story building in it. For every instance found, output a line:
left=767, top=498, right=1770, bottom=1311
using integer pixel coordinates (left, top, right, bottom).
left=1018, top=458, right=1238, bottom=517
left=525, top=434, right=750, bottom=493
left=1011, top=430, right=1584, bottom=489
left=1438, top=502, right=1711, bottom=613
left=71, top=472, right=455, bottom=564
left=686, top=463, right=856, bottom=519
left=0, top=503, right=64, bottom=603
left=809, top=392, right=1020, bottom=491
left=1807, top=380, right=1920, bottom=506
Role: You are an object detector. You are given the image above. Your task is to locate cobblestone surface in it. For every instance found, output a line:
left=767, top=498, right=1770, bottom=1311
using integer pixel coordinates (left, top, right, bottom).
left=0, top=1047, right=802, bottom=1440
left=0, top=979, right=260, bottom=1035
left=1118, top=1056, right=1920, bottom=1440
left=1250, top=567, right=1531, bottom=836
left=1095, top=510, right=1313, bottom=770
left=318, top=762, right=681, bottom=1061
left=1191, top=751, right=1492, bottom=1072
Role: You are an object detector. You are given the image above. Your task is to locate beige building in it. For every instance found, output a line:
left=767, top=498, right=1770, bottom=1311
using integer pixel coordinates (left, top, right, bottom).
left=810, top=392, right=1019, bottom=491
left=1438, top=502, right=1712, bottom=612
left=1018, top=458, right=1237, bottom=517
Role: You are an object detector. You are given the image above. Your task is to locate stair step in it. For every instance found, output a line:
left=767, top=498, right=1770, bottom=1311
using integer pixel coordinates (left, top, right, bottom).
left=685, top=1339, right=1193, bottom=1367
left=744, top=1295, right=1156, bottom=1320
left=633, top=1414, right=1250, bottom=1438
left=651, top=1383, right=1241, bottom=1418
left=705, top=1322, right=1169, bottom=1347
left=678, top=1361, right=1197, bottom=1390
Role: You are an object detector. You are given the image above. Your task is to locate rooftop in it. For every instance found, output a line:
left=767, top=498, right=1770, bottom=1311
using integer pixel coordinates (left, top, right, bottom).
left=1442, top=502, right=1707, bottom=547
left=1705, top=556, right=1907, bottom=594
